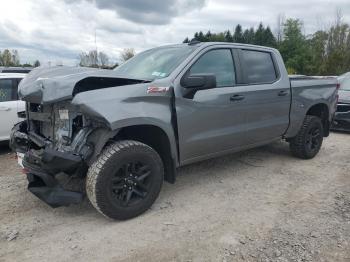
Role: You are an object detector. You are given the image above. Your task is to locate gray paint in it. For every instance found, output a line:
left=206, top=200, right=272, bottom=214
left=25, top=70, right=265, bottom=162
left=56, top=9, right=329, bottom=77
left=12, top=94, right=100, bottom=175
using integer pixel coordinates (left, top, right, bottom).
left=18, top=42, right=338, bottom=168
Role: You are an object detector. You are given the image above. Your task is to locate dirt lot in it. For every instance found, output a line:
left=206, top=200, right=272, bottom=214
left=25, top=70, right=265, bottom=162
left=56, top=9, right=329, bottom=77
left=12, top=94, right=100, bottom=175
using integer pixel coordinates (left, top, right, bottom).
left=0, top=133, right=349, bottom=262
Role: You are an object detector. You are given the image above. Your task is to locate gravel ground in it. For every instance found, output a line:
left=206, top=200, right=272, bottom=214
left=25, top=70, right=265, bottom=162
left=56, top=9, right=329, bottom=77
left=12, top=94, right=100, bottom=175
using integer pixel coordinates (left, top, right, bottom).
left=0, top=133, right=349, bottom=262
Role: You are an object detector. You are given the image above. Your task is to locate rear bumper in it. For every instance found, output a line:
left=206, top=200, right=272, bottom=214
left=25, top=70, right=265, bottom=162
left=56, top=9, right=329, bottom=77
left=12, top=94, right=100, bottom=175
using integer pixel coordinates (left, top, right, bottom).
left=10, top=121, right=84, bottom=207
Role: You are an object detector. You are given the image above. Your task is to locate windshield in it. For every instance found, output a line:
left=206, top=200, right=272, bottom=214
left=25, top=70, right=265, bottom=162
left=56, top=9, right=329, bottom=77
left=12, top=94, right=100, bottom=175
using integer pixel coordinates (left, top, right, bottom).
left=114, top=45, right=197, bottom=80
left=339, top=75, right=350, bottom=91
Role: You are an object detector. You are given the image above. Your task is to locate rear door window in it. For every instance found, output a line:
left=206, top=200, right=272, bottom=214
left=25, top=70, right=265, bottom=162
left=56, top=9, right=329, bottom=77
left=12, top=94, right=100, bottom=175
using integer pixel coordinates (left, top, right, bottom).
left=0, top=79, right=15, bottom=102
left=189, top=49, right=235, bottom=87
left=240, top=50, right=277, bottom=84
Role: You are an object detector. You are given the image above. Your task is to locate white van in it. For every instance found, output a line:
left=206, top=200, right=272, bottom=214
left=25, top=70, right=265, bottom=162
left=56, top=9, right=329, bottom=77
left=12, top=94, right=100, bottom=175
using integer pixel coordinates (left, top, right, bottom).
left=0, top=73, right=26, bottom=141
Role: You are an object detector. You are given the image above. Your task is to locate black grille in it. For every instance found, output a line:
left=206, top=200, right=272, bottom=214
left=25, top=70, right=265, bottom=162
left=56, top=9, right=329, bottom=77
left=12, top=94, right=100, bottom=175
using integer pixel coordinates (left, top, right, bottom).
left=336, top=104, right=350, bottom=113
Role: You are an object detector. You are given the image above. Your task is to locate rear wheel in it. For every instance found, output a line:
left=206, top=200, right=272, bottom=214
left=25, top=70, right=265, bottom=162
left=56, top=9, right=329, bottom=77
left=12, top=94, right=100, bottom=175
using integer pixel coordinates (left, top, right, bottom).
left=86, top=140, right=163, bottom=220
left=289, top=115, right=324, bottom=159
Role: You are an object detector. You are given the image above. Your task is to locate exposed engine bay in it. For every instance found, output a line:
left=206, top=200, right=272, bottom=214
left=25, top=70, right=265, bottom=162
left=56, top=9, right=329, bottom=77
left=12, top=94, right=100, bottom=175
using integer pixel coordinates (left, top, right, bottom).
left=25, top=101, right=99, bottom=160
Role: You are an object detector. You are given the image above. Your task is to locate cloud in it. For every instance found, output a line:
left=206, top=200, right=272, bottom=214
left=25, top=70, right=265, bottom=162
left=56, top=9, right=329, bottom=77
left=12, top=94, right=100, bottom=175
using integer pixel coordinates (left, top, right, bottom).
left=0, top=0, right=349, bottom=66
left=66, top=0, right=207, bottom=24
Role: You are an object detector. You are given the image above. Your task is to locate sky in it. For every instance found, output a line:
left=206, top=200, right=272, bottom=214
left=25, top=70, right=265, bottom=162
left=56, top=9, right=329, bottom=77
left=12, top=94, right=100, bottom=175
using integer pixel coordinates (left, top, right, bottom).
left=0, top=0, right=349, bottom=66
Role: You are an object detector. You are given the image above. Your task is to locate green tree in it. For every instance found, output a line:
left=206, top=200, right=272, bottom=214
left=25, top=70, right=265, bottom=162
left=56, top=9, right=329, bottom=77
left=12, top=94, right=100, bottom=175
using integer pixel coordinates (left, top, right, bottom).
left=224, top=30, right=233, bottom=42
left=205, top=31, right=212, bottom=41
left=183, top=37, right=189, bottom=43
left=324, top=23, right=350, bottom=75
left=279, top=19, right=311, bottom=74
left=233, top=24, right=244, bottom=43
left=197, top=31, right=206, bottom=41
left=11, top=50, right=20, bottom=66
left=2, top=49, right=13, bottom=66
left=309, top=30, right=328, bottom=74
left=243, top=28, right=255, bottom=44
left=263, top=26, right=277, bottom=47
left=34, top=60, right=41, bottom=67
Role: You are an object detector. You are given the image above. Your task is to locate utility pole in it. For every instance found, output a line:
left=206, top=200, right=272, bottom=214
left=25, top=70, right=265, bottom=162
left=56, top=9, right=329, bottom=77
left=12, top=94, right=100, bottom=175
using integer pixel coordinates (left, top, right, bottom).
left=95, top=29, right=98, bottom=54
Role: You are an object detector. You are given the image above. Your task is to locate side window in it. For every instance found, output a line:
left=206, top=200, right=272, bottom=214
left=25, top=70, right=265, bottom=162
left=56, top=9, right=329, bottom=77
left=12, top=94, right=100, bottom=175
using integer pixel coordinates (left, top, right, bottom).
left=190, top=49, right=235, bottom=87
left=0, top=79, right=15, bottom=102
left=240, top=50, right=277, bottom=84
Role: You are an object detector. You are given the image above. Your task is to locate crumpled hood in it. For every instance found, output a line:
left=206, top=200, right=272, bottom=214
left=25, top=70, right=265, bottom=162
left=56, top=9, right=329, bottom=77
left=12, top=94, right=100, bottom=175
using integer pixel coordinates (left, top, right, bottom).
left=18, top=66, right=147, bottom=104
left=338, top=90, right=350, bottom=104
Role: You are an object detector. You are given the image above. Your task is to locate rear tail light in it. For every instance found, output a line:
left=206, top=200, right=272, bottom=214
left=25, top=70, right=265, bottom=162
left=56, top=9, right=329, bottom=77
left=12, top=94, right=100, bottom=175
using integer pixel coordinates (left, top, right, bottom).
left=336, top=82, right=340, bottom=90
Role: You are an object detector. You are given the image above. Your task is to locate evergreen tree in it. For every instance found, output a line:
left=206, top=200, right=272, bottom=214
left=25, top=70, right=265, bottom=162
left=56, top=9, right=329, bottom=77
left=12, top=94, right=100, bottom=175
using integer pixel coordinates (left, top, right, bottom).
left=34, top=60, right=41, bottom=67
left=224, top=30, right=233, bottom=42
left=194, top=32, right=199, bottom=41
left=205, top=31, right=212, bottom=41
left=233, top=24, right=244, bottom=43
left=197, top=31, right=205, bottom=41
left=183, top=18, right=350, bottom=76
left=254, top=23, right=265, bottom=45
left=263, top=26, right=277, bottom=47
left=243, top=28, right=255, bottom=44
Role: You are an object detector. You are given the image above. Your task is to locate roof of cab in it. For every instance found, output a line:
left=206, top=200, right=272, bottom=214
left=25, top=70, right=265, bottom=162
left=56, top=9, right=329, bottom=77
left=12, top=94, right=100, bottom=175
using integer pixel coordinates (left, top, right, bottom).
left=161, top=41, right=278, bottom=53
left=190, top=41, right=278, bottom=51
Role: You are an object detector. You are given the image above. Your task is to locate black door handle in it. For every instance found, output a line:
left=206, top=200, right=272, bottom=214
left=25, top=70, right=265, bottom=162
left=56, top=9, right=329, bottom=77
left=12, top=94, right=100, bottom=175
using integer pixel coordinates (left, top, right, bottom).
left=230, top=94, right=245, bottom=101
left=278, top=90, right=288, bottom=96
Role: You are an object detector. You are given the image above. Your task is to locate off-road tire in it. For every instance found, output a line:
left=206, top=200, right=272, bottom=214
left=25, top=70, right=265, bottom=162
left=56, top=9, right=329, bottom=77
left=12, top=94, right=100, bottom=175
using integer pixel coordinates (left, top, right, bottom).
left=289, top=115, right=324, bottom=159
left=86, top=140, right=164, bottom=220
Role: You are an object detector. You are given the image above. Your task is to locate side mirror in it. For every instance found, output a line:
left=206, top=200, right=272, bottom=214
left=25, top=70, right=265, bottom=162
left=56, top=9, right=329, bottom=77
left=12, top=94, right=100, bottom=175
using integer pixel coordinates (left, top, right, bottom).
left=181, top=73, right=216, bottom=90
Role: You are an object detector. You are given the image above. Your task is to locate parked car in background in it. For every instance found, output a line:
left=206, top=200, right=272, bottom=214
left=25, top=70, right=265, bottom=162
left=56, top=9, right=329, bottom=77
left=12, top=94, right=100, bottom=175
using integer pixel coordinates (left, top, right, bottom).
left=0, top=73, right=26, bottom=141
left=0, top=67, right=33, bottom=73
left=332, top=72, right=350, bottom=131
left=11, top=42, right=338, bottom=220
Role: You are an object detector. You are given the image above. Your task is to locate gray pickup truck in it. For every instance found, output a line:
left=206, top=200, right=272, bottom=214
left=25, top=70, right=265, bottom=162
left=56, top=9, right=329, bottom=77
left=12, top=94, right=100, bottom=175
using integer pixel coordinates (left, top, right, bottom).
left=10, top=42, right=338, bottom=220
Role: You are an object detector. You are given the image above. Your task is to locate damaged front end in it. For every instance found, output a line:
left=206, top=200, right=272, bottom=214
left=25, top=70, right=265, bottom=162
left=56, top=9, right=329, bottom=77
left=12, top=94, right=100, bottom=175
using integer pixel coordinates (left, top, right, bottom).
left=10, top=101, right=100, bottom=207
left=10, top=66, right=156, bottom=208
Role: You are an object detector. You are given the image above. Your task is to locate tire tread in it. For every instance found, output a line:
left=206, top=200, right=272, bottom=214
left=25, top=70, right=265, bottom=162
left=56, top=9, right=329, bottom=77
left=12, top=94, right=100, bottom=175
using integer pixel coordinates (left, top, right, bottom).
left=86, top=140, right=163, bottom=220
left=289, top=115, right=323, bottom=159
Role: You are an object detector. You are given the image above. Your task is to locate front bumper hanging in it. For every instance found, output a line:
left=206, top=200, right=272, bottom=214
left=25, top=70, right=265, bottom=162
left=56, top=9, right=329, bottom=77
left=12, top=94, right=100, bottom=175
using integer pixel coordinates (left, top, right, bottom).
left=10, top=121, right=84, bottom=207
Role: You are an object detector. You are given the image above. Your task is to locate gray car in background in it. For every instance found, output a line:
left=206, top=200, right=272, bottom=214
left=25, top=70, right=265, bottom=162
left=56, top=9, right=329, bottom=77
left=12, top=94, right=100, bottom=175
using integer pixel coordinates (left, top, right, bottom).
left=332, top=72, right=350, bottom=131
left=10, top=42, right=338, bottom=220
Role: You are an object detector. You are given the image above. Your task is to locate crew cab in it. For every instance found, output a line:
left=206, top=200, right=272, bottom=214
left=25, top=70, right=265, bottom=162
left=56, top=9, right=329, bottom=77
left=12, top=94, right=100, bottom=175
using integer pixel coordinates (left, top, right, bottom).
left=10, top=42, right=338, bottom=220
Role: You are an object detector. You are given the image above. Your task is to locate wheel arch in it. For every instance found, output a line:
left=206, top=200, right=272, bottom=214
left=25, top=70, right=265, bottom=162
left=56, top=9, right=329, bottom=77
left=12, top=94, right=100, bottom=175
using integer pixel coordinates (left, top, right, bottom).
left=114, top=124, right=177, bottom=184
left=305, top=103, right=330, bottom=137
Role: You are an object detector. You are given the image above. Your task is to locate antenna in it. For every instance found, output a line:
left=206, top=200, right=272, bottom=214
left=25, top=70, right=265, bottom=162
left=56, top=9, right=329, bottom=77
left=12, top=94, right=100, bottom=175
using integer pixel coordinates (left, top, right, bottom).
left=94, top=29, right=98, bottom=53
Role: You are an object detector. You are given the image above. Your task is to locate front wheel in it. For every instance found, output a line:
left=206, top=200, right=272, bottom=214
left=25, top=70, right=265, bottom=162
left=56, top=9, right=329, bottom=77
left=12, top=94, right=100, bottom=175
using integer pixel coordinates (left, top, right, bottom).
left=86, top=140, right=164, bottom=220
left=289, top=115, right=324, bottom=159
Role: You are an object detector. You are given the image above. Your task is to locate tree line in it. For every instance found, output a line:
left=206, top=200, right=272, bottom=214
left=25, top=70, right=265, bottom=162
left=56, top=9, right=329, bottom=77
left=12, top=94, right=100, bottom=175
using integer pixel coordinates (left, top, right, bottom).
left=78, top=48, right=135, bottom=69
left=0, top=49, right=40, bottom=67
left=2, top=17, right=349, bottom=76
left=184, top=18, right=350, bottom=75
left=0, top=48, right=136, bottom=69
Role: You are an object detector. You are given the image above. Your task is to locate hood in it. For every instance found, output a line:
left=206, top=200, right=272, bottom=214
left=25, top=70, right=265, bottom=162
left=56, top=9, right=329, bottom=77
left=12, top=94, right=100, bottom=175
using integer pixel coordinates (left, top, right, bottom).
left=338, top=90, right=350, bottom=104
left=18, top=66, right=149, bottom=104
